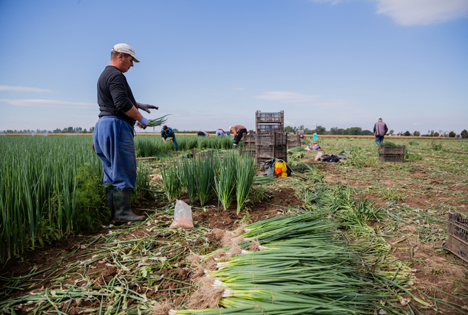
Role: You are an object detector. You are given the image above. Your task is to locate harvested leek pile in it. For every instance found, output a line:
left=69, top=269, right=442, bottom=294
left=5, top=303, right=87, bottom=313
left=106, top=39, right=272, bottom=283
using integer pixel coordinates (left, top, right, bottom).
left=171, top=214, right=392, bottom=314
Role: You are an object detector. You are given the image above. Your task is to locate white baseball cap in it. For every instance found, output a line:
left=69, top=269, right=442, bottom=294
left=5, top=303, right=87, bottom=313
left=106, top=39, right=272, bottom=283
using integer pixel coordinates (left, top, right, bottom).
left=112, top=43, right=140, bottom=63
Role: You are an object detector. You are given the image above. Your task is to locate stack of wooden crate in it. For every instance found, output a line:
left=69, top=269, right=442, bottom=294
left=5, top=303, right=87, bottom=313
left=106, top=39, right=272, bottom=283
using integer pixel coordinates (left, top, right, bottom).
left=255, top=111, right=287, bottom=165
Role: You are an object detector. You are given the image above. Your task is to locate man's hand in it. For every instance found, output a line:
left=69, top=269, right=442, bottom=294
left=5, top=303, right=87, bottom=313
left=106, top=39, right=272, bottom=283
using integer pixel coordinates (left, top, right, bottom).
left=138, top=103, right=158, bottom=114
left=138, top=116, right=149, bottom=129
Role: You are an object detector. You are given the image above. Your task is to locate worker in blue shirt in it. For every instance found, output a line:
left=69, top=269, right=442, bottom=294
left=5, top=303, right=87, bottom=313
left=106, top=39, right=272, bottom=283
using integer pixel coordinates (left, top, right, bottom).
left=161, top=125, right=179, bottom=152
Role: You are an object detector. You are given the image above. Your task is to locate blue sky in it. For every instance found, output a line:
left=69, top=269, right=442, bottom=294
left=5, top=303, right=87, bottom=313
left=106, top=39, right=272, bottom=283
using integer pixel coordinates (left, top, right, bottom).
left=0, top=0, right=467, bottom=134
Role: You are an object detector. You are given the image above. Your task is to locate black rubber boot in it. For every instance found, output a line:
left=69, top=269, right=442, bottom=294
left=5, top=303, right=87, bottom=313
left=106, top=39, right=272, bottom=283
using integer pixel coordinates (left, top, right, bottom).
left=106, top=186, right=115, bottom=223
left=112, top=187, right=145, bottom=222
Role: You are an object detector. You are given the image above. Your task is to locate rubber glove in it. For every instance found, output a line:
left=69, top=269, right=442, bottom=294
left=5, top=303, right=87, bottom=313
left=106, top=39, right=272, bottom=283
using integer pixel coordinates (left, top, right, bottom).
left=139, top=116, right=149, bottom=129
left=138, top=103, right=159, bottom=114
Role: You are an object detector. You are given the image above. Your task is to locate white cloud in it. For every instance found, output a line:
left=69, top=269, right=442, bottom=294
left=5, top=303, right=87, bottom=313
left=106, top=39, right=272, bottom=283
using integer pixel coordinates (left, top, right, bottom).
left=233, top=88, right=245, bottom=91
left=375, top=0, right=468, bottom=25
left=0, top=99, right=96, bottom=109
left=0, top=85, right=53, bottom=93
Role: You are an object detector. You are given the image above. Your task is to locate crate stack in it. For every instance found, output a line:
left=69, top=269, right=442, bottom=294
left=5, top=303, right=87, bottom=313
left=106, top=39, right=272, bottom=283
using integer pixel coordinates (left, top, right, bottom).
left=240, top=130, right=256, bottom=157
left=255, top=111, right=287, bottom=165
left=378, top=145, right=405, bottom=163
left=287, top=133, right=301, bottom=149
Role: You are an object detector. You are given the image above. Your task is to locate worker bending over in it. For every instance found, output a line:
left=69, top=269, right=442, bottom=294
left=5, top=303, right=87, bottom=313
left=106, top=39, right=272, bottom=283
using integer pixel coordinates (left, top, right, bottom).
left=230, top=125, right=247, bottom=149
left=161, top=125, right=179, bottom=152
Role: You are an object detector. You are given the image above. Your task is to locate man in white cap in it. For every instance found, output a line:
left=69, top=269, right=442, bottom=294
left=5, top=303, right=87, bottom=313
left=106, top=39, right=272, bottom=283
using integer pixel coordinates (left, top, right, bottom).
left=93, top=43, right=158, bottom=222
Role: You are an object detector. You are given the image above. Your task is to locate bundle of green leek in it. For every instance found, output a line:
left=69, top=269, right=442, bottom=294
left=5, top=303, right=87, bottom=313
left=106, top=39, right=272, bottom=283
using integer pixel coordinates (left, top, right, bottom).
left=171, top=214, right=392, bottom=315
left=147, top=114, right=171, bottom=127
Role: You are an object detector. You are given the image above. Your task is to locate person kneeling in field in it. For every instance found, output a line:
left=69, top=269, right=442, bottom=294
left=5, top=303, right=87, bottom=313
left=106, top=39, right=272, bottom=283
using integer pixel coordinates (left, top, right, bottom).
left=161, top=125, right=179, bottom=152
left=230, top=125, right=247, bottom=149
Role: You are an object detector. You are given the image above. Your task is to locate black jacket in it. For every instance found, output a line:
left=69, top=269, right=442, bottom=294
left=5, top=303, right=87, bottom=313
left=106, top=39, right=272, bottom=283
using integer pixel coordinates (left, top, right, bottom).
left=97, top=65, right=137, bottom=126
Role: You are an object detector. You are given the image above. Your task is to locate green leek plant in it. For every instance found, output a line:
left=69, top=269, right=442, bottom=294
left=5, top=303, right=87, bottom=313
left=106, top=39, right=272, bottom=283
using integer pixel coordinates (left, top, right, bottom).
left=194, top=155, right=217, bottom=206
left=214, top=151, right=237, bottom=210
left=0, top=136, right=156, bottom=262
left=235, top=155, right=256, bottom=213
left=180, top=158, right=198, bottom=203
left=161, top=159, right=183, bottom=201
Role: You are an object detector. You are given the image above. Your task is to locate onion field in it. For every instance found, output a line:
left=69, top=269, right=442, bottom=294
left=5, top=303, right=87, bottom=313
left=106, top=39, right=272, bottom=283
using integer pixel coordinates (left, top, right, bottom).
left=1, top=136, right=467, bottom=315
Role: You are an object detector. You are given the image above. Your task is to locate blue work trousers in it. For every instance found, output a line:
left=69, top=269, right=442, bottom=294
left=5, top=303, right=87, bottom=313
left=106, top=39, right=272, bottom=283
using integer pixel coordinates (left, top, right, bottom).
left=93, top=116, right=137, bottom=191
left=375, top=136, right=384, bottom=146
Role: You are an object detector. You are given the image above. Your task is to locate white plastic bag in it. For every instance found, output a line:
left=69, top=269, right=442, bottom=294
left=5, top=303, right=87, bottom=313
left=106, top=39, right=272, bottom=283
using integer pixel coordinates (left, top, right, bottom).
left=314, top=151, right=323, bottom=161
left=170, top=200, right=194, bottom=229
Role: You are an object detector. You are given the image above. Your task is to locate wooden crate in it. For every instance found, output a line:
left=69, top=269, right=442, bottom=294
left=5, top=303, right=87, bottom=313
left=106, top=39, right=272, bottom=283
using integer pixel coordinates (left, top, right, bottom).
left=256, top=132, right=287, bottom=146
left=243, top=141, right=256, bottom=151
left=255, top=110, right=284, bottom=123
left=447, top=212, right=468, bottom=263
left=255, top=145, right=287, bottom=160
left=379, top=154, right=404, bottom=163
left=243, top=133, right=256, bottom=143
left=379, top=145, right=405, bottom=155
left=256, top=123, right=284, bottom=133
left=287, top=134, right=301, bottom=149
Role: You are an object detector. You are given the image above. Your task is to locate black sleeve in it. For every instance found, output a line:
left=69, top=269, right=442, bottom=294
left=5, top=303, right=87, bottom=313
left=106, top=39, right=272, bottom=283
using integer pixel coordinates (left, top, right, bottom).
left=108, top=73, right=134, bottom=113
left=373, top=124, right=376, bottom=133
left=384, top=124, right=388, bottom=134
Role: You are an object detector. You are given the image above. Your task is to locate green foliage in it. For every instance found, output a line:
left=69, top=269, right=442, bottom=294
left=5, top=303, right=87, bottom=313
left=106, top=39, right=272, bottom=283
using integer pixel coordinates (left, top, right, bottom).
left=340, top=195, right=383, bottom=228
left=73, top=163, right=109, bottom=233
left=236, top=155, right=257, bottom=213
left=161, top=152, right=257, bottom=212
left=0, top=136, right=154, bottom=262
left=287, top=146, right=305, bottom=154
left=132, top=162, right=152, bottom=204
left=345, top=151, right=378, bottom=168
left=381, top=141, right=397, bottom=147
left=430, top=140, right=443, bottom=151
left=161, top=160, right=183, bottom=201
left=405, top=149, right=423, bottom=161
left=461, top=129, right=468, bottom=139
left=134, top=135, right=233, bottom=157
left=408, top=140, right=419, bottom=146
left=194, top=155, right=218, bottom=206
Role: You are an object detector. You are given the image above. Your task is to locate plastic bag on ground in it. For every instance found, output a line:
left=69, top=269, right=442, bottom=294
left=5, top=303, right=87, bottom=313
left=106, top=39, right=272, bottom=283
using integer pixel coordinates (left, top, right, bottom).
left=170, top=200, right=194, bottom=229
